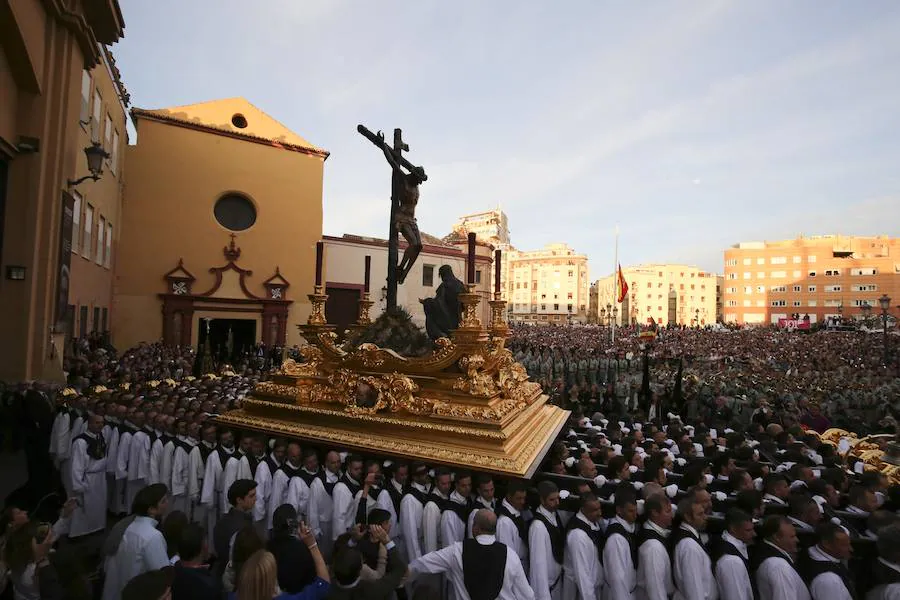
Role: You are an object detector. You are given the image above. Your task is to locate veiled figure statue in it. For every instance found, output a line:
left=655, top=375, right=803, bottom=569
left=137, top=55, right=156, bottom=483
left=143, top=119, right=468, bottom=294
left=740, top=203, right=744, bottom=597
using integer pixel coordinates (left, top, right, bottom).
left=420, top=265, right=466, bottom=340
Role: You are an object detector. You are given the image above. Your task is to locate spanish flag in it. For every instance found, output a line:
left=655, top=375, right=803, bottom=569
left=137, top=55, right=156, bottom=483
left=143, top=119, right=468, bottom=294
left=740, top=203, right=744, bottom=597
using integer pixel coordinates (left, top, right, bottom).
left=616, top=264, right=628, bottom=303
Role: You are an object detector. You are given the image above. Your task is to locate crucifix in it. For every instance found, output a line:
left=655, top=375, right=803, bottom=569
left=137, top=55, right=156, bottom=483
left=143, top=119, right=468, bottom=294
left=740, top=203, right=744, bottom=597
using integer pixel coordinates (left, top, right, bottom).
left=357, top=124, right=428, bottom=313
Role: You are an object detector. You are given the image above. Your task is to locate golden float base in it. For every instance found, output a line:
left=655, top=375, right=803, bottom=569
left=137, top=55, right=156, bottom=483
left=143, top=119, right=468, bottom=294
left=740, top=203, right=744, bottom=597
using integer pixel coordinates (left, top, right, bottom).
left=218, top=287, right=569, bottom=478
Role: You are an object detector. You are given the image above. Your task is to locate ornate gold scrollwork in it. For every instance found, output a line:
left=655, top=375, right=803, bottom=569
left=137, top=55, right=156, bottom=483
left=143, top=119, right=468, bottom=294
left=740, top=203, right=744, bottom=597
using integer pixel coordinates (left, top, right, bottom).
left=453, top=354, right=499, bottom=397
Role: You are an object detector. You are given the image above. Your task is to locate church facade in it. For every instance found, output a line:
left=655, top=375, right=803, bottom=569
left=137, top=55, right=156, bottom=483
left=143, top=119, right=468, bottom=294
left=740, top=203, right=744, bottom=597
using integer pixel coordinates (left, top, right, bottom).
left=113, top=98, right=328, bottom=353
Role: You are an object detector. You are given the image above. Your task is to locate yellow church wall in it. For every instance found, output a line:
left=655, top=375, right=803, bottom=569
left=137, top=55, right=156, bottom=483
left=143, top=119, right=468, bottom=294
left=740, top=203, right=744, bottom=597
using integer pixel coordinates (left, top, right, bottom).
left=114, top=113, right=325, bottom=350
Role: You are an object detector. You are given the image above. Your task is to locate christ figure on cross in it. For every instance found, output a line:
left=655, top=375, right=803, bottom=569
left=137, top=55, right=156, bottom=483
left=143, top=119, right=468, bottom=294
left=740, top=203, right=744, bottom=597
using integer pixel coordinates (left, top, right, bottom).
left=377, top=130, right=426, bottom=285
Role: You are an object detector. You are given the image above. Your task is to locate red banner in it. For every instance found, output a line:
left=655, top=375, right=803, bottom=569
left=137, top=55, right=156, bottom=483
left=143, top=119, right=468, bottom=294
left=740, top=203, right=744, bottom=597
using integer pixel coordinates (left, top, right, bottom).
left=777, top=318, right=810, bottom=331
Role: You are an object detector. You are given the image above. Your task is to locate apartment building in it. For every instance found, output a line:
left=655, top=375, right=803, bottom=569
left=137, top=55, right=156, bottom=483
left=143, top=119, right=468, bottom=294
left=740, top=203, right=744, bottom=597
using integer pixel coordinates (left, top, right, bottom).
left=593, top=264, right=719, bottom=326
left=722, top=235, right=899, bottom=324
left=507, top=243, right=590, bottom=324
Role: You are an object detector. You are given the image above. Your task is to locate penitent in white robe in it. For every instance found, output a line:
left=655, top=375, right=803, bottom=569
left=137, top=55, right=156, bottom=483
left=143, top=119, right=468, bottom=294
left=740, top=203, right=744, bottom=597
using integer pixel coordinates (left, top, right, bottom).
left=672, top=524, right=717, bottom=600
left=495, top=499, right=529, bottom=571
left=69, top=432, right=108, bottom=537
left=101, top=516, right=169, bottom=600
left=423, top=491, right=448, bottom=554
left=602, top=517, right=636, bottom=600
left=238, top=454, right=273, bottom=527
left=50, top=411, right=72, bottom=496
left=440, top=493, right=469, bottom=551
left=170, top=438, right=195, bottom=515
left=529, top=506, right=564, bottom=600
left=115, top=429, right=133, bottom=514
left=104, top=421, right=120, bottom=510
left=126, top=430, right=151, bottom=512
left=332, top=477, right=364, bottom=541
left=149, top=437, right=165, bottom=485
left=715, top=533, right=752, bottom=600
left=307, top=469, right=340, bottom=558
left=564, top=512, right=605, bottom=600
left=400, top=484, right=428, bottom=562
left=755, top=543, right=811, bottom=600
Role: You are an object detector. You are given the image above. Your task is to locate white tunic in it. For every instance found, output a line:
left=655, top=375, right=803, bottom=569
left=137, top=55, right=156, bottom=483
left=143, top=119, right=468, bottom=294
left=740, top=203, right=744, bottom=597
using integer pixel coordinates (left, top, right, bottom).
left=149, top=437, right=165, bottom=485
left=409, top=534, right=535, bottom=600
left=755, top=542, right=811, bottom=600
left=49, top=411, right=71, bottom=464
left=101, top=516, right=169, bottom=600
left=187, top=442, right=211, bottom=505
left=866, top=559, right=900, bottom=600
left=564, top=513, right=604, bottom=600
left=467, top=496, right=495, bottom=539
left=440, top=492, right=469, bottom=550
left=495, top=499, right=529, bottom=569
left=807, top=545, right=853, bottom=600
left=237, top=455, right=273, bottom=524
left=103, top=423, right=118, bottom=478
left=200, top=447, right=236, bottom=515
left=423, top=490, right=449, bottom=554
left=171, top=439, right=195, bottom=513
left=673, top=523, right=717, bottom=600
left=332, top=476, right=364, bottom=541
left=159, top=438, right=176, bottom=496
left=219, top=452, right=242, bottom=514
left=715, top=532, right=752, bottom=600
left=69, top=432, right=108, bottom=537
left=529, top=506, right=564, bottom=600
left=126, top=430, right=151, bottom=510
left=636, top=521, right=672, bottom=600
left=400, top=483, right=429, bottom=561
left=376, top=478, right=404, bottom=543
left=307, top=469, right=340, bottom=541
left=115, top=430, right=132, bottom=482
left=602, top=517, right=636, bottom=600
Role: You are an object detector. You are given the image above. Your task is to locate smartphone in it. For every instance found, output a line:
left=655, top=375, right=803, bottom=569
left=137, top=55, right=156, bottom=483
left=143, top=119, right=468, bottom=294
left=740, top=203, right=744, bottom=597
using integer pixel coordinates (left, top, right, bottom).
left=34, top=522, right=50, bottom=544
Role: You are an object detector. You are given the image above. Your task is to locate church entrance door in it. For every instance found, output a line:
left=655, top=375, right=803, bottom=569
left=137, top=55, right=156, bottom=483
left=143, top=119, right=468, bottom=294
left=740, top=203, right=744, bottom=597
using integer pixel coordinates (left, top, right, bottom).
left=197, top=318, right=257, bottom=364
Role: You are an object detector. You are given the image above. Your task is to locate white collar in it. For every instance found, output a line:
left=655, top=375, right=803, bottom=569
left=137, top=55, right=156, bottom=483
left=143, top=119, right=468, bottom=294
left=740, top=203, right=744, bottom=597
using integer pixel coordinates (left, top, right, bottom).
left=502, top=499, right=521, bottom=518
left=220, top=445, right=234, bottom=454
left=345, top=474, right=361, bottom=486
left=613, top=516, right=635, bottom=533
left=764, top=494, right=786, bottom=505
left=537, top=505, right=557, bottom=523
left=846, top=505, right=869, bottom=516
left=84, top=430, right=97, bottom=439
left=431, top=489, right=449, bottom=500
left=475, top=534, right=497, bottom=545
left=764, top=540, right=793, bottom=563
left=878, top=557, right=900, bottom=575
left=391, top=478, right=403, bottom=494
left=788, top=516, right=814, bottom=531
left=644, top=519, right=670, bottom=538
left=202, top=440, right=216, bottom=449
left=680, top=522, right=700, bottom=538
left=450, top=491, right=468, bottom=506
left=577, top=511, right=601, bottom=531
left=722, top=531, right=748, bottom=558
left=717, top=474, right=729, bottom=481
left=809, top=545, right=841, bottom=564
left=412, top=481, right=430, bottom=494
left=337, top=577, right=361, bottom=589
left=476, top=496, right=494, bottom=509
left=302, top=467, right=319, bottom=476
left=326, top=468, right=341, bottom=482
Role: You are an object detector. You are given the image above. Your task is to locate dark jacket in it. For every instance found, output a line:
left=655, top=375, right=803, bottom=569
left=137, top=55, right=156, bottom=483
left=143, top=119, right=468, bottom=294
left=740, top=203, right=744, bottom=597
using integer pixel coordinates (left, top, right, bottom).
left=267, top=533, right=316, bottom=594
left=172, top=563, right=220, bottom=600
left=212, top=508, right=252, bottom=579
left=325, top=546, right=408, bottom=600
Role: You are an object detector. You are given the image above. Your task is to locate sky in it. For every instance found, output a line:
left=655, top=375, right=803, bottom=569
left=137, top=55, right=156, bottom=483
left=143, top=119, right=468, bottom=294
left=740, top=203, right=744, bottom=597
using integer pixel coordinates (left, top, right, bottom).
left=113, top=0, right=900, bottom=277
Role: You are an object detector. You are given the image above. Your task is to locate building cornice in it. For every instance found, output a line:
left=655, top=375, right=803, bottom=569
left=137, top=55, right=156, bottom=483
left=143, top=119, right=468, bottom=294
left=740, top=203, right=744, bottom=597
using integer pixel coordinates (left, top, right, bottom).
left=323, top=235, right=492, bottom=263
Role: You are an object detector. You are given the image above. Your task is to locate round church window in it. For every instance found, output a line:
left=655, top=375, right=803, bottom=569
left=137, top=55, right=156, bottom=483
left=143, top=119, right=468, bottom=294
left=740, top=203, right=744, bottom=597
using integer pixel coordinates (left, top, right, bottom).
left=214, top=194, right=257, bottom=231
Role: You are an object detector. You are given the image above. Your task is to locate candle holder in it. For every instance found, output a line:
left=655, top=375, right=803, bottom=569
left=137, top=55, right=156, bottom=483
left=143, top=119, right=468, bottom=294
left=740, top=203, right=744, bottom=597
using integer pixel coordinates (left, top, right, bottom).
left=307, top=285, right=328, bottom=326
left=458, top=284, right=483, bottom=329
left=356, top=292, right=374, bottom=326
left=488, top=292, right=508, bottom=337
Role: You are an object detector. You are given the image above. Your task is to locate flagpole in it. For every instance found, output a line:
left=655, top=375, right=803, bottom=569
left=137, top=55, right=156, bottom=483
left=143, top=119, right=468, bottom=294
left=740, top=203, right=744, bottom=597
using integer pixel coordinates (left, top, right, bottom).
left=612, top=225, right=618, bottom=345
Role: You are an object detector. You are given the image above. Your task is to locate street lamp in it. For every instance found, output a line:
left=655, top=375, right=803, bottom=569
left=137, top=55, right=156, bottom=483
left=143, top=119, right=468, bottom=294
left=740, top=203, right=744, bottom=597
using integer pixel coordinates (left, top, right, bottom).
left=67, top=142, right=110, bottom=187
left=600, top=307, right=606, bottom=327
left=861, top=302, right=872, bottom=327
left=879, top=294, right=892, bottom=366
left=612, top=305, right=619, bottom=327
left=606, top=303, right=612, bottom=328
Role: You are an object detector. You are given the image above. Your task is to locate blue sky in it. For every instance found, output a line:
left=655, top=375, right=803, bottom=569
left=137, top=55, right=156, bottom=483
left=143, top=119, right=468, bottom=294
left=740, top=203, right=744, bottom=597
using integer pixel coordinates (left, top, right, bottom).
left=113, top=1, right=900, bottom=277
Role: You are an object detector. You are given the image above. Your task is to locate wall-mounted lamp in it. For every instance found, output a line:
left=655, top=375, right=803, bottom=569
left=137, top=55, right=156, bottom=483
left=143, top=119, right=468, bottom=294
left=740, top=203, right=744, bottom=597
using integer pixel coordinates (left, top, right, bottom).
left=67, top=142, right=110, bottom=187
left=5, top=266, right=26, bottom=280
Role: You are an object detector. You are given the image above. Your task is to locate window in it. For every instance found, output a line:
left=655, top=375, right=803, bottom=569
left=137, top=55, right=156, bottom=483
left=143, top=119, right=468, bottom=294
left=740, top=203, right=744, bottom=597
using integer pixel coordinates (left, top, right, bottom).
left=852, top=284, right=877, bottom=292
left=726, top=300, right=737, bottom=307
left=743, top=300, right=751, bottom=307
left=757, top=285, right=765, bottom=293
left=852, top=299, right=874, bottom=307
left=728, top=273, right=737, bottom=280
left=214, top=194, right=257, bottom=231
left=96, top=216, right=105, bottom=264
left=567, top=304, right=573, bottom=313
left=79, top=306, right=88, bottom=337
left=756, top=300, right=765, bottom=307
left=568, top=270, right=574, bottom=277
left=104, top=114, right=112, bottom=158
left=757, top=258, right=765, bottom=265
left=105, top=222, right=112, bottom=268
left=111, top=130, right=120, bottom=175
left=541, top=304, right=546, bottom=311
left=567, top=292, right=573, bottom=300
left=742, top=286, right=751, bottom=294
left=743, top=258, right=751, bottom=266
left=808, top=256, right=817, bottom=263
left=83, top=204, right=93, bottom=257
left=809, top=271, right=816, bottom=278
left=553, top=303, right=559, bottom=311
left=851, top=267, right=878, bottom=276
left=757, top=272, right=766, bottom=279
left=422, top=265, right=434, bottom=287
left=824, top=285, right=842, bottom=292
left=80, top=71, right=91, bottom=124
left=725, top=259, right=737, bottom=267
left=808, top=300, right=817, bottom=307
left=792, top=301, right=802, bottom=307
left=91, top=89, right=102, bottom=142
left=792, top=256, right=801, bottom=264
left=93, top=307, right=100, bottom=333
left=771, top=300, right=787, bottom=307
left=824, top=299, right=841, bottom=307
left=771, top=271, right=786, bottom=279
left=770, top=256, right=787, bottom=264
left=743, top=273, right=751, bottom=279
left=824, top=269, right=841, bottom=276
left=71, top=192, right=82, bottom=253
left=808, top=285, right=817, bottom=292
left=793, top=285, right=801, bottom=292
left=792, top=270, right=802, bottom=278
left=770, top=286, right=786, bottom=293
left=101, top=308, right=108, bottom=332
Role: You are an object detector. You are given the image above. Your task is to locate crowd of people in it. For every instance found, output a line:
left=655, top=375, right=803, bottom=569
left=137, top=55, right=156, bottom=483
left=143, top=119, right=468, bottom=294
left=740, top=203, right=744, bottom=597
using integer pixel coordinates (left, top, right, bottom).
left=0, top=324, right=897, bottom=600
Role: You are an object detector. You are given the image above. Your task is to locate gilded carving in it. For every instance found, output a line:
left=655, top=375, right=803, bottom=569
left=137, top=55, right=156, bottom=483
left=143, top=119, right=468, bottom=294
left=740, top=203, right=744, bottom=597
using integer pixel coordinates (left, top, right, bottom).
left=452, top=354, right=499, bottom=398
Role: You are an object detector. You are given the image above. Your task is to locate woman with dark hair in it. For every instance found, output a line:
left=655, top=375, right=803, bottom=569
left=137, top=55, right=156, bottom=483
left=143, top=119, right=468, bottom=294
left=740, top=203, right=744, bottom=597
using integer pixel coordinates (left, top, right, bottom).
left=161, top=511, right=189, bottom=564
left=266, top=505, right=314, bottom=594
left=1, top=500, right=75, bottom=600
left=222, top=526, right=264, bottom=594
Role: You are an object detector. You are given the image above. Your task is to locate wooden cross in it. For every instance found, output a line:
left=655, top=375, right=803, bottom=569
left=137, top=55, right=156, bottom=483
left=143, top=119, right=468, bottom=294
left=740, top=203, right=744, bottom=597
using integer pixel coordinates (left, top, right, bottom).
left=357, top=125, right=428, bottom=313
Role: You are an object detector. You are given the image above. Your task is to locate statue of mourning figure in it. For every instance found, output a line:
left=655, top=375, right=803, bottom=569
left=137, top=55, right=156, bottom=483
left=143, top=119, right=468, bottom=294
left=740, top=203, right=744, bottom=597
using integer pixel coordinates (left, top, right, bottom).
left=420, top=265, right=466, bottom=340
